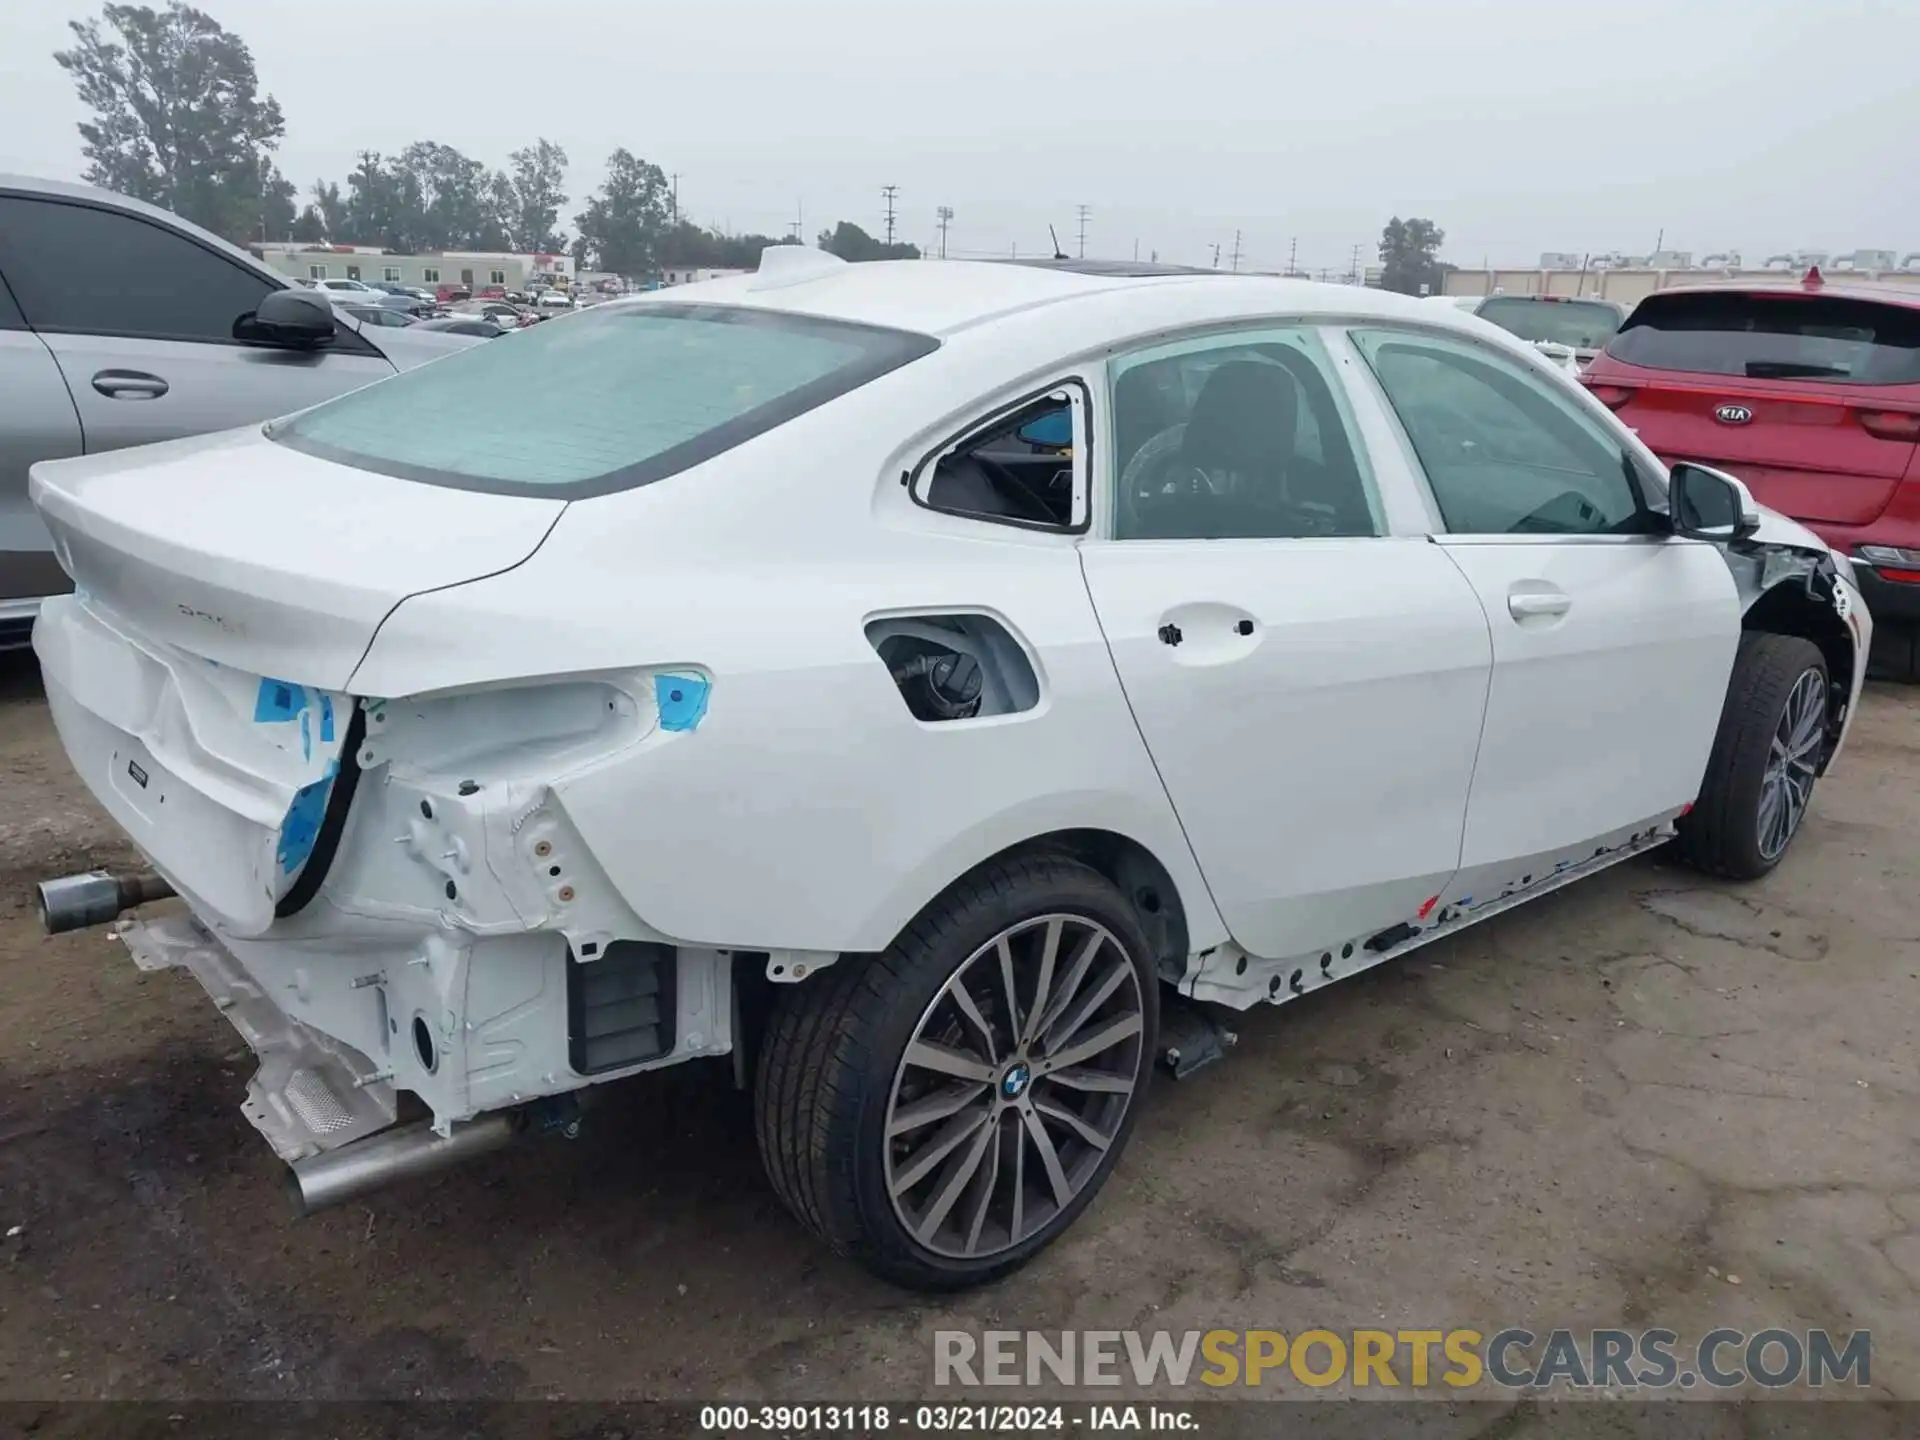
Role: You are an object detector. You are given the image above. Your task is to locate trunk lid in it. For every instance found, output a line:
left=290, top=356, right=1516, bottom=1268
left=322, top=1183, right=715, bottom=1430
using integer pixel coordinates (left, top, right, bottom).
left=1592, top=366, right=1918, bottom=525
left=30, top=423, right=565, bottom=689
left=36, top=594, right=358, bottom=935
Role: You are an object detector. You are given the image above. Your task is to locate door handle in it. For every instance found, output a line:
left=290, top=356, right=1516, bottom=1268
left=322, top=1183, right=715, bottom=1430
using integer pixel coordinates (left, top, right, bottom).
left=1507, top=589, right=1572, bottom=621
left=91, top=369, right=169, bottom=400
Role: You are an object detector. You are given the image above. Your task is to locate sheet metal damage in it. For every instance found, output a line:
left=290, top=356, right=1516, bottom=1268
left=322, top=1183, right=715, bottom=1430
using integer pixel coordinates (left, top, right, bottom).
left=51, top=662, right=733, bottom=1207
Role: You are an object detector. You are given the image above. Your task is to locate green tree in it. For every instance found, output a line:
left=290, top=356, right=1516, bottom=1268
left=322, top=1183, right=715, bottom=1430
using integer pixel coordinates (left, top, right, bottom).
left=658, top=221, right=790, bottom=270
left=1378, top=216, right=1447, bottom=295
left=504, top=138, right=569, bottom=254
left=343, top=152, right=423, bottom=251
left=290, top=203, right=326, bottom=244
left=574, top=149, right=672, bottom=277
left=396, top=141, right=511, bottom=250
left=817, top=220, right=919, bottom=262
left=311, top=179, right=347, bottom=240
left=54, top=1, right=286, bottom=241
left=258, top=162, right=296, bottom=242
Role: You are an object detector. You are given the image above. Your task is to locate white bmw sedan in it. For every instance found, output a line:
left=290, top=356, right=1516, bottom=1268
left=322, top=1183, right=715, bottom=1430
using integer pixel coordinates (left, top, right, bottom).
left=28, top=248, right=1871, bottom=1290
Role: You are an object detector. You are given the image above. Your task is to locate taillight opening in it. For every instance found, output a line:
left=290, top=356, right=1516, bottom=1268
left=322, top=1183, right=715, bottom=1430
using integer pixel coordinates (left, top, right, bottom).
left=1584, top=383, right=1633, bottom=410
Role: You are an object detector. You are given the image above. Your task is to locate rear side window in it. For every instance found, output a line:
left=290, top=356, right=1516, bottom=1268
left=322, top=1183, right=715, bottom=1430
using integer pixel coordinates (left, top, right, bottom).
left=1476, top=297, right=1623, bottom=350
left=273, top=304, right=939, bottom=497
left=1608, top=291, right=1920, bottom=384
left=0, top=194, right=272, bottom=343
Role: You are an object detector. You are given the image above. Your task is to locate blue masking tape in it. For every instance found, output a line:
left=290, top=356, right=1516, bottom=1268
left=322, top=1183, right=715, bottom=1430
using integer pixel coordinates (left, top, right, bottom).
left=656, top=673, right=710, bottom=732
left=319, top=694, right=336, bottom=744
left=253, top=677, right=306, bottom=723
left=277, top=761, right=338, bottom=874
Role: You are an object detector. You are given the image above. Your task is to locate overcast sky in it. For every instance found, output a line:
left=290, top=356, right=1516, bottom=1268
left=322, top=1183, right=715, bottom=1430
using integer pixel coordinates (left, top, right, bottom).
left=3, top=0, right=1916, bottom=273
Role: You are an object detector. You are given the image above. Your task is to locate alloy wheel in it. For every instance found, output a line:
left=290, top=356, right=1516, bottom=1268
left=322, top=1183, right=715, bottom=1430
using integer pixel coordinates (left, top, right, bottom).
left=883, top=914, right=1146, bottom=1260
left=1758, top=667, right=1825, bottom=861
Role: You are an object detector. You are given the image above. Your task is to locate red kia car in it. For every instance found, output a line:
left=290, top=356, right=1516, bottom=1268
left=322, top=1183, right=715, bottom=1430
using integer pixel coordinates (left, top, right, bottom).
left=1582, top=270, right=1920, bottom=680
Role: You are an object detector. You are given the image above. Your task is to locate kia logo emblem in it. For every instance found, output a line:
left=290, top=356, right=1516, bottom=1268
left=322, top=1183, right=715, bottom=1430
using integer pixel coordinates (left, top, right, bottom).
left=1714, top=404, right=1754, bottom=425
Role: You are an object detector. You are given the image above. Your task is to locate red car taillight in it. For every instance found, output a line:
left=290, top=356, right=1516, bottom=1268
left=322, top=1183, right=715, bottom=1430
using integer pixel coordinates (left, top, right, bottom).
left=1857, top=410, right=1920, bottom=442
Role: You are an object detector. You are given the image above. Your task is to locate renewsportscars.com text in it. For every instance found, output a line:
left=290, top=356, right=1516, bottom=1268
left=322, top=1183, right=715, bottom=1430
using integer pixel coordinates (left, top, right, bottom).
left=933, top=1328, right=1871, bottom=1392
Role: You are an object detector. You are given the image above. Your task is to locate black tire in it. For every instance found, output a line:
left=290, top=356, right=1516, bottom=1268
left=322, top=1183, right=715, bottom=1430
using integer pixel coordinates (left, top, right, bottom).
left=1676, top=632, right=1829, bottom=880
left=754, top=852, right=1159, bottom=1290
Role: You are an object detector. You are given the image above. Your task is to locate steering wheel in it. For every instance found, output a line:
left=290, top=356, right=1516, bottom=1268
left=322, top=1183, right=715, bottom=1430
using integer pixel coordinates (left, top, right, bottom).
left=1118, top=424, right=1224, bottom=534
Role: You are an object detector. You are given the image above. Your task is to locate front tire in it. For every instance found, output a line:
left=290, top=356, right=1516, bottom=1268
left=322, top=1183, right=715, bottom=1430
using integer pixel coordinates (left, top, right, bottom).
left=755, top=853, right=1158, bottom=1290
left=1676, top=632, right=1829, bottom=880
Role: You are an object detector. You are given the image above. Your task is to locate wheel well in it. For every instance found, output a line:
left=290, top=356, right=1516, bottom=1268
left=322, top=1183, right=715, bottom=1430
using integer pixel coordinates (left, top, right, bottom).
left=1743, top=579, right=1853, bottom=722
left=728, top=829, right=1191, bottom=1090
left=996, top=829, right=1192, bottom=984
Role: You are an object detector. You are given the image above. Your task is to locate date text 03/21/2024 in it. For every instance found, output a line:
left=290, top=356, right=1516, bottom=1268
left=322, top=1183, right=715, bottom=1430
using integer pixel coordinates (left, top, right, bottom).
left=698, top=1404, right=1194, bottom=1432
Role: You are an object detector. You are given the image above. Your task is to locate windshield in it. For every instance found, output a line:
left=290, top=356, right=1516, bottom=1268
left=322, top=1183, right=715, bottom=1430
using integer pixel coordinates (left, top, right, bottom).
left=1606, top=291, right=1920, bottom=384
left=1476, top=297, right=1624, bottom=350
left=271, top=303, right=938, bottom=497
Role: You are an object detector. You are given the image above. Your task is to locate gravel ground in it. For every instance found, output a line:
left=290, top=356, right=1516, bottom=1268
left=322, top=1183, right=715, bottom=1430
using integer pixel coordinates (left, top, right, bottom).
left=1, top=650, right=1916, bottom=1420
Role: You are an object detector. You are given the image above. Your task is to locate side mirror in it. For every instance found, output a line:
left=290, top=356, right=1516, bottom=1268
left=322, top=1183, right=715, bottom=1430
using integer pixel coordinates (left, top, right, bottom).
left=1669, top=462, right=1761, bottom=541
left=233, top=288, right=337, bottom=349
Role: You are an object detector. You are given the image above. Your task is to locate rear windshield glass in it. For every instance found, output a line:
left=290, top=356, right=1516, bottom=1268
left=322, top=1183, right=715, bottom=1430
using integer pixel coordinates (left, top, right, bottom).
left=1476, top=297, right=1624, bottom=350
left=270, top=303, right=938, bottom=497
left=1607, top=291, right=1920, bottom=384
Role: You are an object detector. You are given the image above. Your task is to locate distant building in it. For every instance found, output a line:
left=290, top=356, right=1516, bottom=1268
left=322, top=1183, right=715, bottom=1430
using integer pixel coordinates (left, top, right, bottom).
left=252, top=243, right=574, bottom=291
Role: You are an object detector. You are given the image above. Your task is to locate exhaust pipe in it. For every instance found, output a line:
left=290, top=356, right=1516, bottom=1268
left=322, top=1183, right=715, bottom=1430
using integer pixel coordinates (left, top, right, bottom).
left=287, top=1112, right=521, bottom=1216
left=38, top=869, right=176, bottom=935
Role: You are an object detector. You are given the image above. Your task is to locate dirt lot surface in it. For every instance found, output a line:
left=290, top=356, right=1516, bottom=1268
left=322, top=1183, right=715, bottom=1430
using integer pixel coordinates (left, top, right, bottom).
left=1, top=649, right=1917, bottom=1419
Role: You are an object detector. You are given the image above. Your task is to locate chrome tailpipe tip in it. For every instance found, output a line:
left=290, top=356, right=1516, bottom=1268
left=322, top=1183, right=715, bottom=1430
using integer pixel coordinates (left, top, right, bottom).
left=37, top=869, right=175, bottom=935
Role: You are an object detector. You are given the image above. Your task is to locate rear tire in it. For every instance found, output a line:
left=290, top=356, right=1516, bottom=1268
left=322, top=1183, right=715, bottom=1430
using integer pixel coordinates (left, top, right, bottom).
left=1676, top=633, right=1828, bottom=880
left=754, top=853, right=1158, bottom=1291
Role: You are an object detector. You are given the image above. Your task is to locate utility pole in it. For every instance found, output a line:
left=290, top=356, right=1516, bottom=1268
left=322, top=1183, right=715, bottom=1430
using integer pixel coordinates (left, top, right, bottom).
left=881, top=185, right=899, bottom=247
left=789, top=199, right=804, bottom=244
left=1211, top=241, right=1222, bottom=270
left=1075, top=204, right=1090, bottom=258
left=936, top=205, right=954, bottom=259
left=670, top=173, right=681, bottom=226
left=1133, top=238, right=1139, bottom=262
left=1287, top=236, right=1298, bottom=276
left=1230, top=230, right=1243, bottom=272
left=1349, top=242, right=1363, bottom=284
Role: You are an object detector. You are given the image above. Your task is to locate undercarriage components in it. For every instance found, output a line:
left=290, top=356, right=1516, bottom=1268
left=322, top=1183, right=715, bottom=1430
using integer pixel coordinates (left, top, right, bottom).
left=37, top=869, right=175, bottom=935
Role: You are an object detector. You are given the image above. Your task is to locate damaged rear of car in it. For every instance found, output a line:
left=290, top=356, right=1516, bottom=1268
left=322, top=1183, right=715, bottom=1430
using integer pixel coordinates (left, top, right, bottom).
left=31, top=297, right=944, bottom=1205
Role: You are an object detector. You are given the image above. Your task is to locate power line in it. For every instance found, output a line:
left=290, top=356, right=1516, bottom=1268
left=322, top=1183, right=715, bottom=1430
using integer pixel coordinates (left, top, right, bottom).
left=881, top=185, right=899, bottom=247
left=1075, top=204, right=1091, bottom=259
left=935, top=206, right=954, bottom=259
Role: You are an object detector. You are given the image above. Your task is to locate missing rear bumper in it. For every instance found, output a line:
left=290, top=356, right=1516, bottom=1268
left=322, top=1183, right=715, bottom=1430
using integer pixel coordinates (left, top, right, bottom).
left=121, top=914, right=396, bottom=1161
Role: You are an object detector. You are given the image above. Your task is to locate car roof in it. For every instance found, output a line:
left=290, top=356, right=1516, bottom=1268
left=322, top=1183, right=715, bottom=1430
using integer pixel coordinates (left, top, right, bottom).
left=0, top=172, right=286, bottom=287
left=1641, top=277, right=1920, bottom=310
left=606, top=255, right=1452, bottom=339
